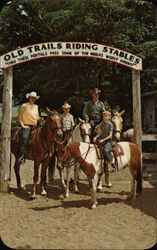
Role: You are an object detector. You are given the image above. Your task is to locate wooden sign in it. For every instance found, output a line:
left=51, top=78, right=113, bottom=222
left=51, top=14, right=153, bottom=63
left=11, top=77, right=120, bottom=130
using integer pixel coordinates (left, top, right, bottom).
left=0, top=42, right=142, bottom=71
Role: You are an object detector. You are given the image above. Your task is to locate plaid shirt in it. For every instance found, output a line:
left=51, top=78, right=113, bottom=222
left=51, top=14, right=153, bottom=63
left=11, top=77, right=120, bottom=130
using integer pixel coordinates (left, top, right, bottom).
left=61, top=113, right=74, bottom=131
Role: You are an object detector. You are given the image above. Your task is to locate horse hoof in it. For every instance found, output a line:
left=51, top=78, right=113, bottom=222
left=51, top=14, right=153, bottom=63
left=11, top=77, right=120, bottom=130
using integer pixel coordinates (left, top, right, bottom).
left=74, top=189, right=79, bottom=194
left=91, top=204, right=97, bottom=209
left=97, top=188, right=103, bottom=193
left=29, top=194, right=37, bottom=200
left=41, top=190, right=47, bottom=196
left=65, top=193, right=70, bottom=198
left=106, top=183, right=112, bottom=188
left=18, top=185, right=26, bottom=190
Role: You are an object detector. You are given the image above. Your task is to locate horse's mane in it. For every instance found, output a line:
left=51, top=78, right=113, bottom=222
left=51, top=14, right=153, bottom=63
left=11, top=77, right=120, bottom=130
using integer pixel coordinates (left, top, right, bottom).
left=72, top=123, right=82, bottom=142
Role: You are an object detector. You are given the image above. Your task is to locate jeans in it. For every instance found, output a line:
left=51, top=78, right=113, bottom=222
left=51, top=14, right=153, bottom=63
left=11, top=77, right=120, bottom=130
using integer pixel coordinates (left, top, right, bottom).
left=103, top=140, right=113, bottom=169
left=18, top=128, right=31, bottom=156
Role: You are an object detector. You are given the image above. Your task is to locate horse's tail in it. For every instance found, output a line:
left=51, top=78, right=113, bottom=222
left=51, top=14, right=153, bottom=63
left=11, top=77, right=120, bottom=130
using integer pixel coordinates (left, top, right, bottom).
left=136, top=155, right=143, bottom=194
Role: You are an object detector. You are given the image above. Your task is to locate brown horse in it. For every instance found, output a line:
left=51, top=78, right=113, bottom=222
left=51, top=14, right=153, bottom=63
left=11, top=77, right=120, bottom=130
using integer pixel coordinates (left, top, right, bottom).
left=11, top=108, right=62, bottom=198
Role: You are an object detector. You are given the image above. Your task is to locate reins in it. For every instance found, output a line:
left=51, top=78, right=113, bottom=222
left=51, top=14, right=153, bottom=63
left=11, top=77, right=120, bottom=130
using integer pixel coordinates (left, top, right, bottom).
left=60, top=143, right=93, bottom=168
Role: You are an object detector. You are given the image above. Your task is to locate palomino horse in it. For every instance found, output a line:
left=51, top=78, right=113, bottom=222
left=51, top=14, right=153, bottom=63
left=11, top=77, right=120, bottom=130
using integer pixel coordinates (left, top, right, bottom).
left=56, top=141, right=142, bottom=208
left=11, top=109, right=62, bottom=198
left=122, top=128, right=135, bottom=143
left=111, top=110, right=125, bottom=142
left=57, top=117, right=92, bottom=197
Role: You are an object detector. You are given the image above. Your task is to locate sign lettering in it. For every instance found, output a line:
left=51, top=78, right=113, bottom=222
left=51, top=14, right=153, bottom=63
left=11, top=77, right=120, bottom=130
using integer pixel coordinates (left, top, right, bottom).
left=0, top=42, right=142, bottom=70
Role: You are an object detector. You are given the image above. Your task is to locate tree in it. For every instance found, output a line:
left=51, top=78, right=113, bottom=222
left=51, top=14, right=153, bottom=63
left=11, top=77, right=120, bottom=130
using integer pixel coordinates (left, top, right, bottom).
left=0, top=0, right=156, bottom=126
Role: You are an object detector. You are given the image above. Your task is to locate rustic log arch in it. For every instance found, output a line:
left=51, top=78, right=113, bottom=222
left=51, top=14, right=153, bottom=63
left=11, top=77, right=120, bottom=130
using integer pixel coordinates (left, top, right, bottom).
left=0, top=42, right=142, bottom=192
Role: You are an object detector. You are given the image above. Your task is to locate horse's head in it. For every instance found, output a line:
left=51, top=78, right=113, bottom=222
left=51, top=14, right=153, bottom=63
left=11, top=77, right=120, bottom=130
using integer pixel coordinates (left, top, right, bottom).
left=111, top=110, right=125, bottom=141
left=46, top=107, right=63, bottom=140
left=78, top=117, right=92, bottom=143
left=55, top=139, right=70, bottom=169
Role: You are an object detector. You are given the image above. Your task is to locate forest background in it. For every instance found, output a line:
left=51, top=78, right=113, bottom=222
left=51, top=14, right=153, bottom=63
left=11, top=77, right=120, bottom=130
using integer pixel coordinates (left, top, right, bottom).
left=0, top=0, right=156, bottom=129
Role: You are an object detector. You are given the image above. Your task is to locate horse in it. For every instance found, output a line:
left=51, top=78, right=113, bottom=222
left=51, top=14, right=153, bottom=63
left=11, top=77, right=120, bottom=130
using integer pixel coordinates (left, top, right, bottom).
left=11, top=108, right=62, bottom=198
left=111, top=110, right=125, bottom=142
left=56, top=110, right=125, bottom=196
left=56, top=140, right=143, bottom=208
left=122, top=128, right=135, bottom=143
left=56, top=117, right=92, bottom=197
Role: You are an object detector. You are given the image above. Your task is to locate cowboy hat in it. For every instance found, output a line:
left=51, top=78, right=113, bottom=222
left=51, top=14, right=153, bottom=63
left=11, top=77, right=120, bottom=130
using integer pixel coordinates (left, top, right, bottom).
left=26, top=91, right=40, bottom=99
left=90, top=87, right=101, bottom=95
left=62, top=102, right=71, bottom=109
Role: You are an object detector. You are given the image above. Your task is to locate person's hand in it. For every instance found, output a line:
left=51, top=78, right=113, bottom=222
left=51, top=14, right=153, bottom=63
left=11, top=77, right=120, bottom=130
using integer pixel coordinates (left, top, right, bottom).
left=99, top=139, right=104, bottom=144
left=93, top=137, right=97, bottom=143
left=22, top=125, right=30, bottom=129
left=38, top=117, right=44, bottom=121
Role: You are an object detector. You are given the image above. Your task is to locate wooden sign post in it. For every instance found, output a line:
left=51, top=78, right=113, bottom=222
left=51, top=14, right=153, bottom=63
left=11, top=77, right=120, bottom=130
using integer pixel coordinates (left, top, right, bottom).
left=0, top=67, right=13, bottom=192
left=132, top=70, right=142, bottom=149
left=0, top=42, right=143, bottom=193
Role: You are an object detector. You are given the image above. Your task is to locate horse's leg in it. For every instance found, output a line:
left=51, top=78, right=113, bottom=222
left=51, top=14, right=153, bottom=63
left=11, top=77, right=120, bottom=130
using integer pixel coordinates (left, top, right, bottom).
left=58, top=168, right=67, bottom=189
left=40, top=160, right=48, bottom=196
left=126, top=167, right=136, bottom=200
left=31, top=161, right=40, bottom=198
left=14, top=159, right=23, bottom=189
left=48, top=155, right=56, bottom=184
left=74, top=162, right=80, bottom=193
left=90, top=175, right=99, bottom=209
left=97, top=160, right=104, bottom=191
left=97, top=173, right=103, bottom=191
left=65, top=166, right=71, bottom=197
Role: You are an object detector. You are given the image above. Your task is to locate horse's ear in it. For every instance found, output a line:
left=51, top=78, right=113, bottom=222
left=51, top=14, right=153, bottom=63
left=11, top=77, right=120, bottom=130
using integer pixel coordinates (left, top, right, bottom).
left=84, top=115, right=89, bottom=123
left=78, top=117, right=84, bottom=123
left=46, top=107, right=52, bottom=114
left=119, top=110, right=125, bottom=116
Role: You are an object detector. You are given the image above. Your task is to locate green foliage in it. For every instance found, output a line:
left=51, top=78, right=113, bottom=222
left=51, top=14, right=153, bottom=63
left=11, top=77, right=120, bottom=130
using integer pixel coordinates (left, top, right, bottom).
left=0, top=0, right=156, bottom=128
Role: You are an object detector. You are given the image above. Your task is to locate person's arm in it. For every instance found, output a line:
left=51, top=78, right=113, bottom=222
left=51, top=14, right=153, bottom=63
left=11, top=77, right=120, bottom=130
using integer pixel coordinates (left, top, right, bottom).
left=99, top=122, right=113, bottom=144
left=99, top=130, right=113, bottom=144
left=71, top=115, right=75, bottom=129
left=93, top=126, right=101, bottom=143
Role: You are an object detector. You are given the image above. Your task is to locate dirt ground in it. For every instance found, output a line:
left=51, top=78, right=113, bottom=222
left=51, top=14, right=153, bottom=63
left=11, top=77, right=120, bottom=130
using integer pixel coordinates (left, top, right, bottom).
left=0, top=156, right=157, bottom=250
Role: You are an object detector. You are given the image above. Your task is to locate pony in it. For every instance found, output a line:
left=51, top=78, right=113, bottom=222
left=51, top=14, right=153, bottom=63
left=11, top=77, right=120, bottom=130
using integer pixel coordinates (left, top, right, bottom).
left=56, top=117, right=92, bottom=197
left=56, top=110, right=125, bottom=196
left=56, top=140, right=143, bottom=208
left=11, top=108, right=62, bottom=198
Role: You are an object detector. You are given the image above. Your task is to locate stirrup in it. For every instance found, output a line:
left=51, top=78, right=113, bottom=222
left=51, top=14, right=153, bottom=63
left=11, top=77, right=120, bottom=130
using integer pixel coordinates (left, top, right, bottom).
left=18, top=155, right=25, bottom=165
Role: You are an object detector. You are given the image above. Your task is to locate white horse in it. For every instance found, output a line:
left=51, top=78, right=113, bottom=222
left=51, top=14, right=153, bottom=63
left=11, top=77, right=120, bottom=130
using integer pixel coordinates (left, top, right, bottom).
left=56, top=117, right=92, bottom=197
left=56, top=141, right=143, bottom=208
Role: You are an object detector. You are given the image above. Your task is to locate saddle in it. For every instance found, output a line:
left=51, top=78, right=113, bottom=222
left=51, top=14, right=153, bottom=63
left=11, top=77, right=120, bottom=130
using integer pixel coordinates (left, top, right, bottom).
left=111, top=142, right=124, bottom=158
left=94, top=144, right=104, bottom=159
left=94, top=142, right=125, bottom=170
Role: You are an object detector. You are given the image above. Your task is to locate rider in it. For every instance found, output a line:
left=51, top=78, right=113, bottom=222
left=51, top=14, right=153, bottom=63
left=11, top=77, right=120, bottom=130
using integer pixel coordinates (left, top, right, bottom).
left=17, top=91, right=41, bottom=163
left=83, top=87, right=105, bottom=141
left=61, top=102, right=75, bottom=141
left=93, top=110, right=113, bottom=187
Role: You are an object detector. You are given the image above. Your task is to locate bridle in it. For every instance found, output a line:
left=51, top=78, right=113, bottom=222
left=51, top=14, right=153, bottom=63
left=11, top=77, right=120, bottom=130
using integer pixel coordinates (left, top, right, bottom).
left=41, top=115, right=62, bottom=152
left=57, top=142, right=92, bottom=168
left=79, top=123, right=91, bottom=142
left=111, top=114, right=123, bottom=141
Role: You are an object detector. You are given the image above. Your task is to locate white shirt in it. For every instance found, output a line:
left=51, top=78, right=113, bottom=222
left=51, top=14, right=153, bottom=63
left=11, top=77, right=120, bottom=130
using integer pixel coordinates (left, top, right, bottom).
left=61, top=113, right=74, bottom=131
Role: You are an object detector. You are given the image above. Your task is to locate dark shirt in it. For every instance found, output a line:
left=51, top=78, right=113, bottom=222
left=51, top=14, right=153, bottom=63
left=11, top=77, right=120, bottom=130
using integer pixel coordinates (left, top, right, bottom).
left=83, top=100, right=105, bottom=124
left=97, top=120, right=114, bottom=139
